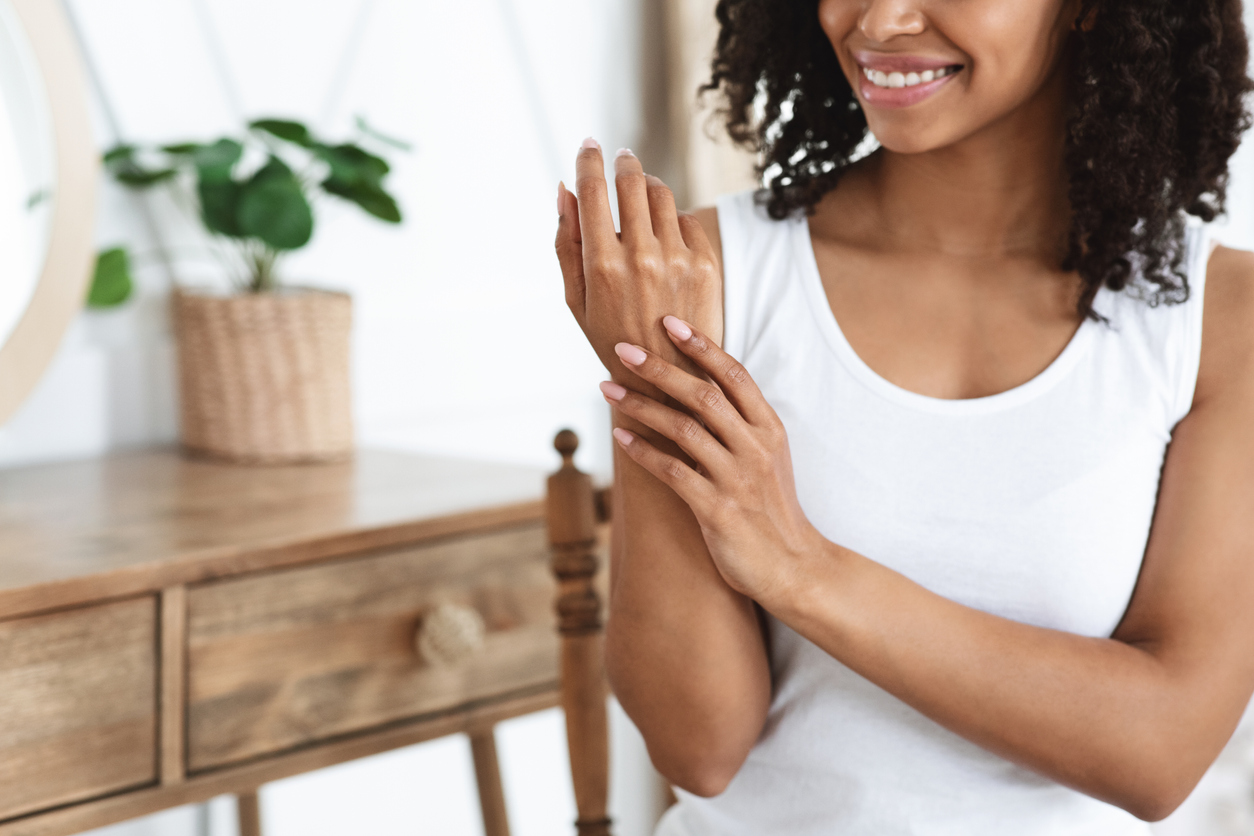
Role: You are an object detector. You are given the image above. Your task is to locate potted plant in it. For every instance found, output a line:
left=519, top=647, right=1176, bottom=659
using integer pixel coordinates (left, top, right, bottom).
left=99, top=117, right=406, bottom=463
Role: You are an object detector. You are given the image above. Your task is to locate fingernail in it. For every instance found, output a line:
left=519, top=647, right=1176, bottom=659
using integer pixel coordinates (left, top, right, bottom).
left=662, top=315, right=692, bottom=340
left=613, top=427, right=634, bottom=446
left=614, top=342, right=647, bottom=366
left=557, top=181, right=565, bottom=215
left=599, top=380, right=627, bottom=400
left=581, top=137, right=600, bottom=151
left=615, top=148, right=635, bottom=158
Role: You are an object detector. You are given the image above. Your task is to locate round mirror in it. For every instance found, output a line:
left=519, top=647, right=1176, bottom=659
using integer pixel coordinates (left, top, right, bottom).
left=0, top=0, right=55, bottom=350
left=0, top=0, right=96, bottom=424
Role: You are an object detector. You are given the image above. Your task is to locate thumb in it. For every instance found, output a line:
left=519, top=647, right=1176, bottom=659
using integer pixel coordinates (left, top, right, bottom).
left=555, top=182, right=587, bottom=319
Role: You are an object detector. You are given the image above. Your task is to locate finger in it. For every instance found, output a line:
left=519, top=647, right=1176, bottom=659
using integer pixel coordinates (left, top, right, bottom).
left=555, top=182, right=586, bottom=318
left=600, top=379, right=733, bottom=477
left=661, top=316, right=776, bottom=427
left=575, top=138, right=618, bottom=259
left=611, top=426, right=716, bottom=511
left=613, top=149, right=652, bottom=247
left=677, top=212, right=718, bottom=262
left=612, top=341, right=754, bottom=452
left=644, top=174, right=683, bottom=248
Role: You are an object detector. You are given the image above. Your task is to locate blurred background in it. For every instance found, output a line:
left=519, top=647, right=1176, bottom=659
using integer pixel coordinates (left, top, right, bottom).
left=3, top=0, right=1254, bottom=834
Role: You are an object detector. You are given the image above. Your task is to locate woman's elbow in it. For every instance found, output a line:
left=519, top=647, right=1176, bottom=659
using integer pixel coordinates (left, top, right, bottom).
left=651, top=745, right=744, bottom=798
left=1115, top=755, right=1206, bottom=823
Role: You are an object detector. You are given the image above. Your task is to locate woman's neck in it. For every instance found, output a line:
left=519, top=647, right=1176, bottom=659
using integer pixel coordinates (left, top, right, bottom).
left=820, top=69, right=1073, bottom=263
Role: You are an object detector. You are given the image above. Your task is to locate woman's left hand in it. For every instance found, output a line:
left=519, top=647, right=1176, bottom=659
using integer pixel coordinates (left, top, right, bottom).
left=600, top=315, right=824, bottom=603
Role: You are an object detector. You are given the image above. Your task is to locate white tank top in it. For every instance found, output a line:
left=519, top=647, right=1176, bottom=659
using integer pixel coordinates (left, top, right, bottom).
left=653, top=189, right=1211, bottom=836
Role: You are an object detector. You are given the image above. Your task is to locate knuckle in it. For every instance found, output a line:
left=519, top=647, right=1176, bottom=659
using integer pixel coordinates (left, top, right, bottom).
left=674, top=415, right=704, bottom=442
left=615, top=168, right=645, bottom=186
left=764, top=420, right=787, bottom=446
left=647, top=180, right=674, bottom=200
left=662, top=457, right=689, bottom=483
left=723, top=360, right=750, bottom=387
left=632, top=251, right=662, bottom=276
left=696, top=385, right=724, bottom=413
left=688, top=258, right=718, bottom=284
left=575, top=175, right=605, bottom=199
left=588, top=253, right=622, bottom=280
left=664, top=251, right=691, bottom=275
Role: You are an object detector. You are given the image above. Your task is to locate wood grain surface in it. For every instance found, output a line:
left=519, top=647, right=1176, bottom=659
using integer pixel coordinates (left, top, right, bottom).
left=0, top=450, right=549, bottom=620
left=0, top=685, right=557, bottom=836
left=0, top=597, right=157, bottom=820
left=159, top=585, right=187, bottom=785
left=186, top=523, right=558, bottom=771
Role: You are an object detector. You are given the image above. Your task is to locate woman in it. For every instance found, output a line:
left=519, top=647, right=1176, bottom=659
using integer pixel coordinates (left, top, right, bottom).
left=554, top=0, right=1254, bottom=832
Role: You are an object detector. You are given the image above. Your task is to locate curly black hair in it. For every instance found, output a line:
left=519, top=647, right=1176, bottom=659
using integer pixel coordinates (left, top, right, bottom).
left=702, top=0, right=1254, bottom=318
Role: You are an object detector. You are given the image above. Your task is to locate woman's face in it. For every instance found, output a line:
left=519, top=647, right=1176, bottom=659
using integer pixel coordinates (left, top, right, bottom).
left=818, top=0, right=1082, bottom=154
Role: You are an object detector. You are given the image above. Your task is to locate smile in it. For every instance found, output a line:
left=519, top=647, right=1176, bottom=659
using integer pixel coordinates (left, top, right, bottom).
left=861, top=65, right=960, bottom=89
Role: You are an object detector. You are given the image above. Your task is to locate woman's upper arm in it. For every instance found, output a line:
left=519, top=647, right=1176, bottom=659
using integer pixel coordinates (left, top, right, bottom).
left=1113, top=244, right=1254, bottom=779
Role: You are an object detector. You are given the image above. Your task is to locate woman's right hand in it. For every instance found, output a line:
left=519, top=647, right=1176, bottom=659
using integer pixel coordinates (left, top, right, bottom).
left=554, top=140, right=723, bottom=392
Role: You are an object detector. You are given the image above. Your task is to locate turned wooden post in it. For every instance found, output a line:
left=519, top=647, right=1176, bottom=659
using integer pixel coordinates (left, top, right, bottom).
left=547, top=429, right=613, bottom=836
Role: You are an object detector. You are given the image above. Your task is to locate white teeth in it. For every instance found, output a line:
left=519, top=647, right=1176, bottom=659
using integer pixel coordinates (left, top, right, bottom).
left=863, top=64, right=956, bottom=89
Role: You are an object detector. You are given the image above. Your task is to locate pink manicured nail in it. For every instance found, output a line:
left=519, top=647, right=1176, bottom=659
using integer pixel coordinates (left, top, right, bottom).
left=613, top=427, right=634, bottom=446
left=615, top=148, right=635, bottom=158
left=662, top=315, right=692, bottom=340
left=557, top=181, right=565, bottom=215
left=581, top=137, right=600, bottom=151
left=600, top=380, right=627, bottom=400
left=615, top=342, right=647, bottom=366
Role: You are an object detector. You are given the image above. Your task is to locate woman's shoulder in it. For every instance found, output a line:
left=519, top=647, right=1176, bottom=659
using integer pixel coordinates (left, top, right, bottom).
left=1193, top=243, right=1254, bottom=410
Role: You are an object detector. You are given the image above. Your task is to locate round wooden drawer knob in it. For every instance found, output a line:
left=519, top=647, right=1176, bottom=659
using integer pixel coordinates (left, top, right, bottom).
left=415, top=602, right=486, bottom=666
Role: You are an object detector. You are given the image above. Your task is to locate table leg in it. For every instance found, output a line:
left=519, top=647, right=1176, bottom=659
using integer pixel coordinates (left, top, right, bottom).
left=469, top=729, right=511, bottom=836
left=237, top=790, right=262, bottom=836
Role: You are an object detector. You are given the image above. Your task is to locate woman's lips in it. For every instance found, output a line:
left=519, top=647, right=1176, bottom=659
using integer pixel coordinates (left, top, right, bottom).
left=856, top=63, right=962, bottom=109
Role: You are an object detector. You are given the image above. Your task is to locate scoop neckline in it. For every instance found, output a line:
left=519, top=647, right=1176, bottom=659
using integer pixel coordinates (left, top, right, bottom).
left=793, top=216, right=1099, bottom=416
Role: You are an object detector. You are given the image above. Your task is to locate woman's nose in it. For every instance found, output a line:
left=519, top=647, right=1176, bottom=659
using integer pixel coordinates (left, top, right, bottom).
left=859, top=0, right=927, bottom=42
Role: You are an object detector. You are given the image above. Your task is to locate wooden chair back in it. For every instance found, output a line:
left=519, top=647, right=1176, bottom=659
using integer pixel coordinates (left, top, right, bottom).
left=546, top=429, right=614, bottom=836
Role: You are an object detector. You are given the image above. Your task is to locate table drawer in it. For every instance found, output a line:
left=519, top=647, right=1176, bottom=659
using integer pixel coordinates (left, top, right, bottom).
left=186, top=522, right=556, bottom=771
left=0, top=598, right=157, bottom=821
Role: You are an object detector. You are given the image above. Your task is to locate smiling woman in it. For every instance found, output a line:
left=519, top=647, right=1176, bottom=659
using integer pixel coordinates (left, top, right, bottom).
left=554, top=0, right=1254, bottom=834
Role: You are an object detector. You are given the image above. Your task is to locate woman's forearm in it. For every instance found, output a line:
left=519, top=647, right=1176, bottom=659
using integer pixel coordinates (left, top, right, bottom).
left=605, top=428, right=771, bottom=796
left=766, top=540, right=1222, bottom=820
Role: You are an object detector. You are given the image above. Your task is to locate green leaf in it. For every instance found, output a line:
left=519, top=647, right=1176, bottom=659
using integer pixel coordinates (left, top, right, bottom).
left=251, top=118, right=314, bottom=147
left=237, top=157, right=313, bottom=250
left=102, top=144, right=136, bottom=166
left=249, top=155, right=295, bottom=184
left=354, top=115, right=412, bottom=151
left=193, top=138, right=242, bottom=183
left=314, top=143, right=389, bottom=188
left=115, top=168, right=178, bottom=186
left=161, top=142, right=200, bottom=155
left=87, top=247, right=133, bottom=308
left=322, top=178, right=401, bottom=223
left=103, top=144, right=176, bottom=188
left=198, top=180, right=243, bottom=236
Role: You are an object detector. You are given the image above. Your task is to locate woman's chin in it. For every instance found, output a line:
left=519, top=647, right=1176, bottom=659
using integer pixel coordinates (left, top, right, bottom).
left=867, top=127, right=954, bottom=156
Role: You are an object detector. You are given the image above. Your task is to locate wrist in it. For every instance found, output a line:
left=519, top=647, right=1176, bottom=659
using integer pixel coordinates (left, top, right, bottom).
left=761, top=532, right=855, bottom=630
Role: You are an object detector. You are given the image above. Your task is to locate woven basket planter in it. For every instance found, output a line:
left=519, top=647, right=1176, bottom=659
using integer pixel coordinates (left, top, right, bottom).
left=172, top=287, right=353, bottom=464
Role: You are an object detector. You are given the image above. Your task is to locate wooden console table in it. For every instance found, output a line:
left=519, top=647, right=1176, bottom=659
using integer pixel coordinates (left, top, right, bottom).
left=0, top=448, right=595, bottom=836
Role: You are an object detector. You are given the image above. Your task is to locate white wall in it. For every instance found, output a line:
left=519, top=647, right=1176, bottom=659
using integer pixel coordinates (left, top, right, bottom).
left=6, top=0, right=1254, bottom=833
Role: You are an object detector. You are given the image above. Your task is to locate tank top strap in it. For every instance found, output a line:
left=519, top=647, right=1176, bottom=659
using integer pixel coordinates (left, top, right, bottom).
left=1171, top=223, right=1212, bottom=424
left=715, top=189, right=797, bottom=362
